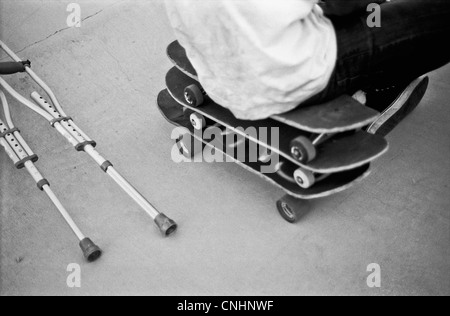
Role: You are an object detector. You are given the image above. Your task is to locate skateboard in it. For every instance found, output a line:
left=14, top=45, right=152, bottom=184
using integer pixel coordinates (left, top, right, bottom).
left=167, top=40, right=380, bottom=131
left=166, top=40, right=388, bottom=168
left=165, top=66, right=389, bottom=180
left=157, top=89, right=372, bottom=223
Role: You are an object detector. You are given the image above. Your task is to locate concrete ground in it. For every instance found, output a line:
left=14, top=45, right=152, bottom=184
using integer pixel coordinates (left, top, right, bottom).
left=0, top=0, right=449, bottom=296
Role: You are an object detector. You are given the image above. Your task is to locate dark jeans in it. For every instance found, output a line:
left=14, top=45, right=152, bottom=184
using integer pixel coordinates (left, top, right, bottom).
left=305, top=0, right=450, bottom=105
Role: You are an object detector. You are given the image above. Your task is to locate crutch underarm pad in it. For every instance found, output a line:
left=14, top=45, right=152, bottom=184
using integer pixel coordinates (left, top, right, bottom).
left=37, top=179, right=50, bottom=191
left=15, top=154, right=38, bottom=169
left=0, top=127, right=20, bottom=138
left=75, top=140, right=97, bottom=151
left=154, top=213, right=178, bottom=237
left=0, top=61, right=30, bottom=75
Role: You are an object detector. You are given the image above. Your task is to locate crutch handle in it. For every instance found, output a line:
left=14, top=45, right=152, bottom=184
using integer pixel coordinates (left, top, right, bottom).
left=0, top=61, right=30, bottom=75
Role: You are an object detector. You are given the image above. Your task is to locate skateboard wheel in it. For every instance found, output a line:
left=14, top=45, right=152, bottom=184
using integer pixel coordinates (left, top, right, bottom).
left=293, top=168, right=316, bottom=189
left=190, top=113, right=206, bottom=130
left=184, top=84, right=204, bottom=107
left=290, top=136, right=317, bottom=163
left=276, top=195, right=308, bottom=224
left=177, top=133, right=203, bottom=158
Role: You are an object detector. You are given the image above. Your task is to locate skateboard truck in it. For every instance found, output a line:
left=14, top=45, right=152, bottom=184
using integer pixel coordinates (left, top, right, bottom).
left=290, top=133, right=334, bottom=164
left=275, top=159, right=329, bottom=189
left=0, top=40, right=178, bottom=237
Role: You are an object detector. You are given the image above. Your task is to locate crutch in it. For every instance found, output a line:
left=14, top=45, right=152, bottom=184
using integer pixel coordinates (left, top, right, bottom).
left=0, top=40, right=177, bottom=236
left=0, top=90, right=102, bottom=262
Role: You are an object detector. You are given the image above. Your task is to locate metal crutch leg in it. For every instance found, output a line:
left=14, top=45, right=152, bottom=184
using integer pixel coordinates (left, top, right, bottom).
left=0, top=91, right=102, bottom=262
left=29, top=91, right=178, bottom=237
left=0, top=40, right=178, bottom=236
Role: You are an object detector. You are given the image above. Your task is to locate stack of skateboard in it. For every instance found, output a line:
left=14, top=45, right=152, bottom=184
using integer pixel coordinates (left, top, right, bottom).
left=157, top=40, right=389, bottom=223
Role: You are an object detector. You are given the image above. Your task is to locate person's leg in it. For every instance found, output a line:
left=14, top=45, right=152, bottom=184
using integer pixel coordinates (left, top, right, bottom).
left=306, top=0, right=450, bottom=105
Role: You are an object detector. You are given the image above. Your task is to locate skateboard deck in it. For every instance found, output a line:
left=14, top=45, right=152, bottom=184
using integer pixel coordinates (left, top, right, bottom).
left=167, top=40, right=381, bottom=133
left=165, top=66, right=389, bottom=174
left=157, top=89, right=372, bottom=200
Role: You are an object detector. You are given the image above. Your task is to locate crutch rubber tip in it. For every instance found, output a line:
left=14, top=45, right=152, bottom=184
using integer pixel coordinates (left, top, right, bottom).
left=79, top=238, right=102, bottom=262
left=154, top=213, right=178, bottom=237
